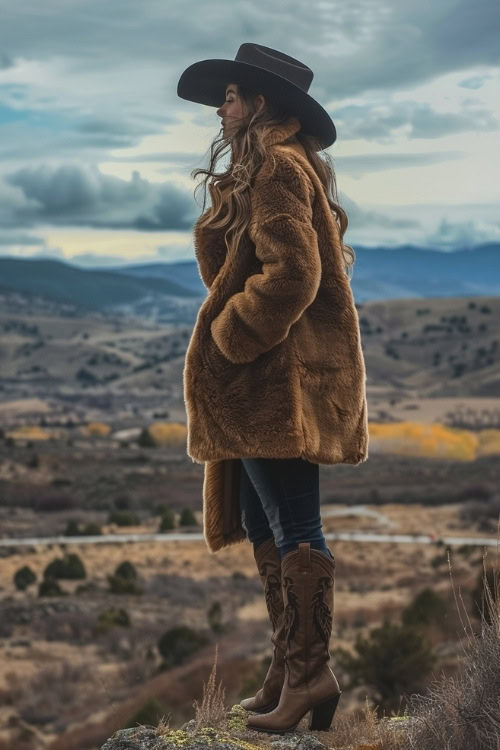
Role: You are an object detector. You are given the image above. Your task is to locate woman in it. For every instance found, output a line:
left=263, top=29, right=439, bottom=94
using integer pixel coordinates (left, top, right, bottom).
left=177, top=43, right=369, bottom=735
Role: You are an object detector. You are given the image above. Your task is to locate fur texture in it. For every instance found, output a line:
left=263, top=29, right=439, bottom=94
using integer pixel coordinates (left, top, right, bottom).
left=183, top=116, right=369, bottom=553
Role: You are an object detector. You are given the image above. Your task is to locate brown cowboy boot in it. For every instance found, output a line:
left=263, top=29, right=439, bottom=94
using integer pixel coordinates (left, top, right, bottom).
left=247, top=542, right=341, bottom=734
left=240, top=537, right=287, bottom=713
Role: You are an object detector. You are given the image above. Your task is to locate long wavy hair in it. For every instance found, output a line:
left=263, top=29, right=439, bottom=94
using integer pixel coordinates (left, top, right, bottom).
left=191, top=84, right=355, bottom=279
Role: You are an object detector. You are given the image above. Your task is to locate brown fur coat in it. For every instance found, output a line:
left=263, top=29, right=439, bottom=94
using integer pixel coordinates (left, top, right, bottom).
left=183, top=116, right=369, bottom=553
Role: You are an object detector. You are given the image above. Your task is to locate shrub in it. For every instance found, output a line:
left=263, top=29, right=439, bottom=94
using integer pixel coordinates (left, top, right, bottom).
left=43, top=553, right=86, bottom=580
left=108, top=510, right=141, bottom=526
left=94, top=607, right=130, bottom=634
left=159, top=509, right=175, bottom=531
left=115, top=561, right=137, bottom=580
left=82, top=522, right=102, bottom=535
left=137, top=427, right=156, bottom=448
left=27, top=453, right=39, bottom=468
left=402, top=587, right=448, bottom=629
left=64, top=520, right=102, bottom=536
left=157, top=625, right=209, bottom=670
left=334, top=620, right=436, bottom=713
left=64, top=519, right=81, bottom=536
left=76, top=367, right=98, bottom=385
left=179, top=507, right=197, bottom=526
left=107, top=560, right=142, bottom=594
left=207, top=601, right=227, bottom=634
left=39, top=579, right=66, bottom=597
left=14, top=565, right=37, bottom=591
left=231, top=570, right=247, bottom=581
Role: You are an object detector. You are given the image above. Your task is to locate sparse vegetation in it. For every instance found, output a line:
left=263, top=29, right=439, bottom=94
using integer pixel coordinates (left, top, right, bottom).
left=157, top=625, right=209, bottom=670
left=1, top=293, right=500, bottom=747
left=403, top=561, right=500, bottom=750
left=335, top=619, right=436, bottom=714
left=14, top=565, right=37, bottom=590
left=179, top=507, right=197, bottom=526
left=38, top=578, right=66, bottom=597
left=64, top=519, right=103, bottom=535
left=94, top=606, right=131, bottom=634
left=159, top=508, right=176, bottom=531
left=43, top=553, right=86, bottom=580
left=192, top=645, right=227, bottom=731
left=138, top=427, right=156, bottom=447
left=107, top=560, right=142, bottom=594
left=108, top=510, right=141, bottom=526
left=402, top=587, right=448, bottom=630
left=207, top=601, right=227, bottom=634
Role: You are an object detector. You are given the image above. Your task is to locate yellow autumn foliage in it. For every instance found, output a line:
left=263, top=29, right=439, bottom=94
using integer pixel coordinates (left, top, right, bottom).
left=368, top=421, right=482, bottom=461
left=80, top=421, right=112, bottom=436
left=477, top=429, right=500, bottom=456
left=147, top=421, right=187, bottom=446
left=6, top=425, right=57, bottom=441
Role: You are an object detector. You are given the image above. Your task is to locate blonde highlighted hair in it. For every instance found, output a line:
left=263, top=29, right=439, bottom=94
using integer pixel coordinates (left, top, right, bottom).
left=191, top=84, right=355, bottom=279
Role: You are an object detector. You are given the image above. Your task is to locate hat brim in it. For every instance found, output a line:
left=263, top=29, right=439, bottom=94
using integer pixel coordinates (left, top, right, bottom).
left=177, top=58, right=336, bottom=149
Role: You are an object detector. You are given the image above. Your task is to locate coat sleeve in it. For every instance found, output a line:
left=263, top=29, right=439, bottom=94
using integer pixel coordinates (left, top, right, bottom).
left=210, top=164, right=321, bottom=364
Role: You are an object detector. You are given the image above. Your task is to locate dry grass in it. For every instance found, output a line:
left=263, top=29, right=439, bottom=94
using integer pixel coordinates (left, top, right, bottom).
left=322, top=699, right=407, bottom=749
left=402, top=548, right=500, bottom=750
left=191, top=644, right=228, bottom=731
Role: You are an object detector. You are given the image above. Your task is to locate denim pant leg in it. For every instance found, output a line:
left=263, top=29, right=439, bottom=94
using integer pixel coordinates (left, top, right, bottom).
left=239, top=459, right=275, bottom=550
left=240, top=456, right=331, bottom=560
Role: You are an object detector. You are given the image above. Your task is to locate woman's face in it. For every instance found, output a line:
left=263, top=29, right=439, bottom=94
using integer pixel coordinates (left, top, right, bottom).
left=216, top=83, right=246, bottom=138
left=216, top=83, right=264, bottom=138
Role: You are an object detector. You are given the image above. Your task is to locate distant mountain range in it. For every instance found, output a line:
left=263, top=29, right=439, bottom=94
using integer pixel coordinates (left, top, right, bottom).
left=1, top=242, right=498, bottom=324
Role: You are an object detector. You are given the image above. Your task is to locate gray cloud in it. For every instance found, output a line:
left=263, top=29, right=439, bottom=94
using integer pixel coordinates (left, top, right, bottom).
left=67, top=245, right=193, bottom=266
left=1, top=0, right=498, bottom=105
left=0, top=0, right=498, bottom=250
left=458, top=74, right=492, bottom=90
left=0, top=117, right=175, bottom=165
left=2, top=164, right=198, bottom=231
left=313, top=0, right=500, bottom=99
left=0, top=232, right=45, bottom=246
left=334, top=150, right=464, bottom=178
left=0, top=52, right=14, bottom=69
left=339, top=193, right=420, bottom=231
left=425, top=216, right=500, bottom=248
left=334, top=101, right=498, bottom=143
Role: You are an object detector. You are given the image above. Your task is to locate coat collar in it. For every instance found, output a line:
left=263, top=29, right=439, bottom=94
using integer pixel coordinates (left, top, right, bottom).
left=261, top=115, right=302, bottom=147
left=261, top=116, right=309, bottom=162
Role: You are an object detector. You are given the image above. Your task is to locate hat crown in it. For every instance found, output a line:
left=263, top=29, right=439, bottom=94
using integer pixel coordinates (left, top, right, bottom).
left=235, top=43, right=313, bottom=93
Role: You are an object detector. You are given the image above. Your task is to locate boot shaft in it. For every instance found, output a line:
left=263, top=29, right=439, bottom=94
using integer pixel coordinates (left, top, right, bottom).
left=254, top=537, right=285, bottom=633
left=281, top=543, right=335, bottom=688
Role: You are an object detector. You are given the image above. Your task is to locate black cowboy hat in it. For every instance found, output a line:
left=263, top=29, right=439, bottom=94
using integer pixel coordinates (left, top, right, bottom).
left=176, top=42, right=337, bottom=150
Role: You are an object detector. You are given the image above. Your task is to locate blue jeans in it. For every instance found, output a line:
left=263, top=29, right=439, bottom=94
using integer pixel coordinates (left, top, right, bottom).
left=239, top=456, right=331, bottom=560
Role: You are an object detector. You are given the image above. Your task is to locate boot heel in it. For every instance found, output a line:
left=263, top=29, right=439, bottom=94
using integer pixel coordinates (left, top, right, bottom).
left=309, top=691, right=341, bottom=731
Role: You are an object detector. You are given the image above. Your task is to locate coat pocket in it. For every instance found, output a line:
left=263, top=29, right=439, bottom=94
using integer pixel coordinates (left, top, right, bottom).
left=200, top=324, right=240, bottom=382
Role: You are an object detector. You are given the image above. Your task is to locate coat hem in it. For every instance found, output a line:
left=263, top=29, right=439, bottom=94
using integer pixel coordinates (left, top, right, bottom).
left=188, top=444, right=368, bottom=467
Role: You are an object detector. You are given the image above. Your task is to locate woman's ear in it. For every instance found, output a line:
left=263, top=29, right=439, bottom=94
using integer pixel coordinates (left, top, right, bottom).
left=255, top=94, right=265, bottom=113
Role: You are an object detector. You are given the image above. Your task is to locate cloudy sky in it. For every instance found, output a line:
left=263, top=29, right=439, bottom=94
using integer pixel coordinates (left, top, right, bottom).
left=0, top=0, right=499, bottom=267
